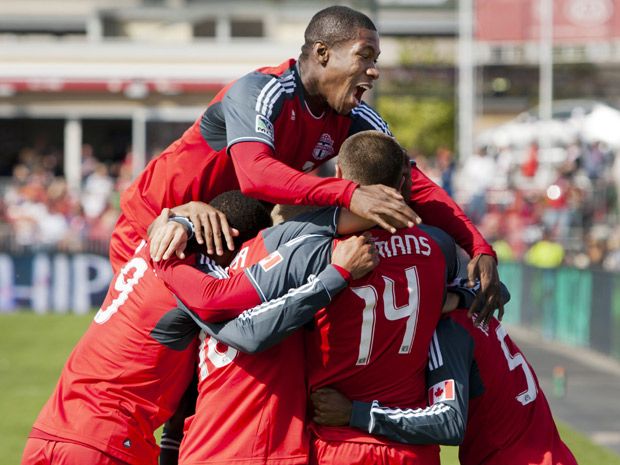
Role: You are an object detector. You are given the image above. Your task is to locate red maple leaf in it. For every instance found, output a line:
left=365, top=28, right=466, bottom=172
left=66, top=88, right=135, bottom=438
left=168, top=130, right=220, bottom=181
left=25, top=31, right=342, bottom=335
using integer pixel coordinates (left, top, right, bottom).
left=435, top=387, right=444, bottom=397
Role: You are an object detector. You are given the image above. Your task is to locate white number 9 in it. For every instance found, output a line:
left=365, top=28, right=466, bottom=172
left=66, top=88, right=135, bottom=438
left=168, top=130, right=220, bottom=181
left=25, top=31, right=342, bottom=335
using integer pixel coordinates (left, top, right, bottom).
left=94, top=257, right=148, bottom=324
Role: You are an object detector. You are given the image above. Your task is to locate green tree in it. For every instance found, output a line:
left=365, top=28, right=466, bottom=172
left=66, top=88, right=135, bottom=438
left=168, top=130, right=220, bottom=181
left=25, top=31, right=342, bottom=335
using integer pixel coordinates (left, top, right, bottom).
left=377, top=96, right=455, bottom=157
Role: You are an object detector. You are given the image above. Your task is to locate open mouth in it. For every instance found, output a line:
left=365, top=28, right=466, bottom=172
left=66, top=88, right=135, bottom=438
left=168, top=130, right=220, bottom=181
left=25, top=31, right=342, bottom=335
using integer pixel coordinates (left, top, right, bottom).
left=353, top=84, right=372, bottom=105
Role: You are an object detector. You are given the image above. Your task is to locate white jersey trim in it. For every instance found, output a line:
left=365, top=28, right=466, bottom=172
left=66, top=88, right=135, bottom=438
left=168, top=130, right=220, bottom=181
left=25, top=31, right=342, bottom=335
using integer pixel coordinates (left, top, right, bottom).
left=428, top=331, right=444, bottom=371
left=351, top=104, right=391, bottom=134
left=369, top=400, right=452, bottom=430
left=237, top=274, right=325, bottom=320
left=255, top=74, right=296, bottom=118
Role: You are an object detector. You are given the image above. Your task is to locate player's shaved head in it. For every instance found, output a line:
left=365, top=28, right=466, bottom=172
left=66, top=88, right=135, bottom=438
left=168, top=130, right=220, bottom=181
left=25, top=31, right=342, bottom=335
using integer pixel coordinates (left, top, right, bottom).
left=338, top=130, right=406, bottom=189
left=210, top=191, right=272, bottom=248
left=301, top=6, right=376, bottom=58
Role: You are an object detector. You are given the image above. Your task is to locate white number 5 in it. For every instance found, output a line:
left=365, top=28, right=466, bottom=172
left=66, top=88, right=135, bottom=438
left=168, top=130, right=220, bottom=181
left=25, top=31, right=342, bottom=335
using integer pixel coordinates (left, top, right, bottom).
left=496, top=325, right=538, bottom=405
left=352, top=266, right=420, bottom=365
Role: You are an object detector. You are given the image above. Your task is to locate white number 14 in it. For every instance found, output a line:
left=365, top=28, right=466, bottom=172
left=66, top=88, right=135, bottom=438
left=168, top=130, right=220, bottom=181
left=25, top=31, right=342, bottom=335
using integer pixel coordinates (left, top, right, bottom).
left=352, top=266, right=420, bottom=365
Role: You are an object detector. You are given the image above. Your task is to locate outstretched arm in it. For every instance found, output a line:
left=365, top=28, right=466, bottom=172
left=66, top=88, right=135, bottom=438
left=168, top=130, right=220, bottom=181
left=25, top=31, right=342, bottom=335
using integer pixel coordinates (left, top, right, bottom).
left=231, top=142, right=418, bottom=232
left=311, top=318, right=473, bottom=446
left=192, top=236, right=378, bottom=353
left=409, top=164, right=502, bottom=325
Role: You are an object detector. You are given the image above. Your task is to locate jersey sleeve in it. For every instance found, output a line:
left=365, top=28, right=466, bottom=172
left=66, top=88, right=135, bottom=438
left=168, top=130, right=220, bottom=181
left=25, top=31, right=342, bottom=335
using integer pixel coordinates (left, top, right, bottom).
left=194, top=265, right=348, bottom=353
left=349, top=318, right=474, bottom=446
left=260, top=206, right=339, bottom=249
left=348, top=102, right=392, bottom=136
left=230, top=142, right=358, bottom=207
left=153, top=255, right=263, bottom=322
left=243, top=233, right=333, bottom=302
left=223, top=72, right=285, bottom=150
left=409, top=164, right=496, bottom=260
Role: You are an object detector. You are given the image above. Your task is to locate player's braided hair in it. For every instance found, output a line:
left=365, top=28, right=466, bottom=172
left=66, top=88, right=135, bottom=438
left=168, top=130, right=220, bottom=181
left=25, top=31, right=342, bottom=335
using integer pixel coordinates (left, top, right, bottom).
left=209, top=191, right=272, bottom=249
left=301, top=6, right=376, bottom=58
left=338, top=131, right=406, bottom=188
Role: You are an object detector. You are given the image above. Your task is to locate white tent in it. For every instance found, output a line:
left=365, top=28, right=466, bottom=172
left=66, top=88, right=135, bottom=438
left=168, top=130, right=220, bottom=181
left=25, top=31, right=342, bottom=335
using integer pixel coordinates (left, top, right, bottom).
left=581, top=104, right=620, bottom=149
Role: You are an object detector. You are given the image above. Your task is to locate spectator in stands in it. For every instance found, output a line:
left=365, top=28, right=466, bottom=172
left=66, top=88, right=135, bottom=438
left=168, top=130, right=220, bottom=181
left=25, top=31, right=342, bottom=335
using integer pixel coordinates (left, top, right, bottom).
left=436, top=145, right=456, bottom=197
left=457, top=145, right=496, bottom=224
left=524, top=227, right=565, bottom=269
left=521, top=141, right=539, bottom=178
left=81, top=163, right=114, bottom=219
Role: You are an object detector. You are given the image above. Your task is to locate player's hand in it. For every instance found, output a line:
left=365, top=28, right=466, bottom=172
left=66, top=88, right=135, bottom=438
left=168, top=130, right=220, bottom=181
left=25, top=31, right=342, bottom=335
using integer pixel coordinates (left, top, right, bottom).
left=171, top=201, right=239, bottom=256
left=311, top=388, right=352, bottom=426
left=149, top=209, right=189, bottom=261
left=467, top=254, right=504, bottom=325
left=349, top=185, right=421, bottom=233
left=331, top=234, right=379, bottom=280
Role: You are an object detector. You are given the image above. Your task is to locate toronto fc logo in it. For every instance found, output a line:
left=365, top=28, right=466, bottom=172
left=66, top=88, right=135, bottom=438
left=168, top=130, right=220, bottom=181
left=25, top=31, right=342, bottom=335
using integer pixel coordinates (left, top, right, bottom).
left=312, top=133, right=335, bottom=161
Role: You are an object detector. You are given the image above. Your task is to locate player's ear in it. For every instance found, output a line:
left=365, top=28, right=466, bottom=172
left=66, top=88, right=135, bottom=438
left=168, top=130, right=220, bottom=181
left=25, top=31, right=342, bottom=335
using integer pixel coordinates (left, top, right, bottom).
left=334, top=163, right=343, bottom=179
left=313, top=41, right=330, bottom=66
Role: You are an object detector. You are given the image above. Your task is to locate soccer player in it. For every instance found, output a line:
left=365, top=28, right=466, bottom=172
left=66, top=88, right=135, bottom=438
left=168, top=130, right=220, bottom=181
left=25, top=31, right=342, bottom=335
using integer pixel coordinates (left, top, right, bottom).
left=21, top=192, right=376, bottom=465
left=153, top=131, right=459, bottom=465
left=310, top=307, right=578, bottom=465
left=302, top=136, right=465, bottom=465
left=111, top=5, right=502, bottom=323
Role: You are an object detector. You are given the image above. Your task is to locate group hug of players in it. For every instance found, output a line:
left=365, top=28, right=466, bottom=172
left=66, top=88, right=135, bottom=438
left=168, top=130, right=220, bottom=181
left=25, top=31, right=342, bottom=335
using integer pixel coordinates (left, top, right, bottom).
left=22, top=5, right=578, bottom=465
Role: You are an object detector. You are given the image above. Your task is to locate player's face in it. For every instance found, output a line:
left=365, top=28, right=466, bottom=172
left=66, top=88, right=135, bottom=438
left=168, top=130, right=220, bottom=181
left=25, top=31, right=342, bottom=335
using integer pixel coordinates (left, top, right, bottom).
left=322, top=28, right=380, bottom=115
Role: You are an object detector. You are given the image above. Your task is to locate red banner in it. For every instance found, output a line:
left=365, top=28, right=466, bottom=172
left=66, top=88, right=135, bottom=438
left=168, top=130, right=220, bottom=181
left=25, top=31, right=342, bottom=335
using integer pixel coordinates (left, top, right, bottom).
left=476, top=0, right=620, bottom=42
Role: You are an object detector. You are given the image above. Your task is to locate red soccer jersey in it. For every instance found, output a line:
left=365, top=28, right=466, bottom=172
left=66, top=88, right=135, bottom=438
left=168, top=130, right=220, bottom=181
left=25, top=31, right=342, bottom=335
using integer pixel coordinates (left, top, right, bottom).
left=110, top=59, right=494, bottom=271
left=177, top=241, right=312, bottom=464
left=110, top=59, right=368, bottom=270
left=32, top=243, right=199, bottom=464
left=447, top=310, right=577, bottom=465
left=31, top=240, right=292, bottom=465
left=305, top=225, right=450, bottom=462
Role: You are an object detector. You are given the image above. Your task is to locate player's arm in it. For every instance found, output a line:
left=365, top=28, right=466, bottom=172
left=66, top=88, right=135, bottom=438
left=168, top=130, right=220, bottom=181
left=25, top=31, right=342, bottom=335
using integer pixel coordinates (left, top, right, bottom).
left=151, top=206, right=343, bottom=321
left=224, top=75, right=416, bottom=231
left=155, top=226, right=377, bottom=324
left=408, top=162, right=503, bottom=325
left=444, top=278, right=511, bottom=314
left=149, top=203, right=240, bottom=260
left=154, top=255, right=264, bottom=322
left=187, top=235, right=377, bottom=353
left=311, top=318, right=474, bottom=446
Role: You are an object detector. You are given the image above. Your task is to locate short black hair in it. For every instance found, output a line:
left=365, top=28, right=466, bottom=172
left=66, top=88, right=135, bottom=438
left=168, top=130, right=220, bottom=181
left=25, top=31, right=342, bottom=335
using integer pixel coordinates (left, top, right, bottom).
left=338, top=131, right=405, bottom=188
left=209, top=191, right=272, bottom=249
left=301, top=6, right=376, bottom=58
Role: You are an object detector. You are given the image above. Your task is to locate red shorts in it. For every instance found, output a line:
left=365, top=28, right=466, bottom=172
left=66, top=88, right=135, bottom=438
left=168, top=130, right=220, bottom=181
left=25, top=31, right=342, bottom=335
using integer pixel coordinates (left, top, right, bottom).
left=22, top=438, right=129, bottom=465
left=309, top=436, right=440, bottom=465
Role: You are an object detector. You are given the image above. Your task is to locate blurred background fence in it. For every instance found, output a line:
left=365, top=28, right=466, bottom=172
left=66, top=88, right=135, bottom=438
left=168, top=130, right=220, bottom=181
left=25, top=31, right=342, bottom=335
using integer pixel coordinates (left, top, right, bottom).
left=500, top=262, right=620, bottom=361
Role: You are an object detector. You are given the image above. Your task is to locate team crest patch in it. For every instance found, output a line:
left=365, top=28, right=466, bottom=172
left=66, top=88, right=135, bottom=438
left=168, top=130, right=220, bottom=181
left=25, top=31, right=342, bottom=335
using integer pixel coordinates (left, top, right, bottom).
left=259, top=251, right=283, bottom=272
left=428, top=379, right=455, bottom=405
left=312, top=133, right=335, bottom=160
left=255, top=114, right=274, bottom=139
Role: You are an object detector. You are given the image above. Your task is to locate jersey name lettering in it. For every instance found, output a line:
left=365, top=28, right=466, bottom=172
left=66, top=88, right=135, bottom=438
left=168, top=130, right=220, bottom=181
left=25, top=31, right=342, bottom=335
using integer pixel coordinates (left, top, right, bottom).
left=375, top=234, right=431, bottom=259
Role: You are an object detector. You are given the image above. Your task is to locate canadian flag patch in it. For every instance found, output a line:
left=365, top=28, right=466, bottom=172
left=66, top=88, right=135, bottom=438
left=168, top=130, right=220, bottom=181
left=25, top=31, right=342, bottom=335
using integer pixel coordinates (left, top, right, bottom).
left=428, top=379, right=455, bottom=405
left=259, top=251, right=283, bottom=272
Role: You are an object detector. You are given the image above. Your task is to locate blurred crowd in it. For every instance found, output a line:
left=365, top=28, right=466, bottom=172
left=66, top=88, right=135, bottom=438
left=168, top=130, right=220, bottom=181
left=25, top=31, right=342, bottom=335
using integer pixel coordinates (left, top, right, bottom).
left=0, top=144, right=131, bottom=254
left=419, top=138, right=620, bottom=272
left=2, top=136, right=620, bottom=273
